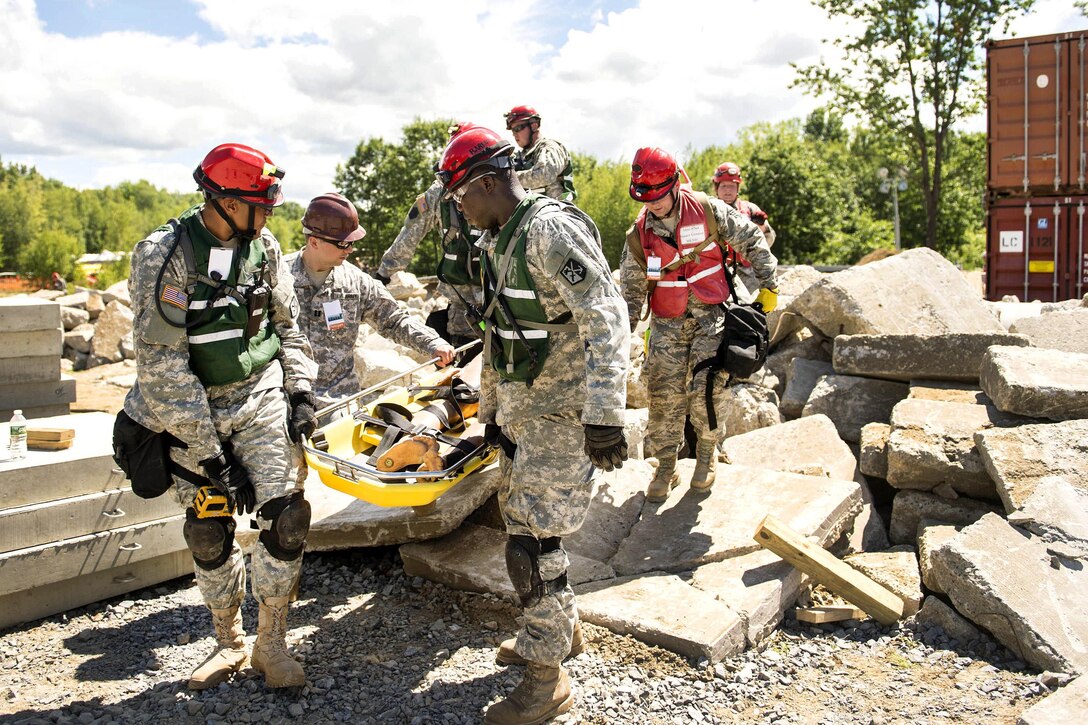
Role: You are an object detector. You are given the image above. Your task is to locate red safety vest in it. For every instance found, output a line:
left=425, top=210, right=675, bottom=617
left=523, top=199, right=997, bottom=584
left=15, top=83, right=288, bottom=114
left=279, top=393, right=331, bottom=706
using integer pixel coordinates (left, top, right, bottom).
left=637, top=188, right=729, bottom=318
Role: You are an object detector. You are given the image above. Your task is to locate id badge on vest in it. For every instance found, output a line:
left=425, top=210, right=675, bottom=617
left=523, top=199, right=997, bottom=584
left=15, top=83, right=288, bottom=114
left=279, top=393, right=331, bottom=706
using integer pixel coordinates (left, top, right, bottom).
left=208, top=247, right=233, bottom=281
left=646, top=255, right=662, bottom=281
left=322, top=300, right=345, bottom=331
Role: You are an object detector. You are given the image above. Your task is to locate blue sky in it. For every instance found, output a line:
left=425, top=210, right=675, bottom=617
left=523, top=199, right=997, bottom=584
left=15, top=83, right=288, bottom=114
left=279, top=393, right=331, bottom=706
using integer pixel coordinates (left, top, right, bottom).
left=3, top=0, right=1085, bottom=205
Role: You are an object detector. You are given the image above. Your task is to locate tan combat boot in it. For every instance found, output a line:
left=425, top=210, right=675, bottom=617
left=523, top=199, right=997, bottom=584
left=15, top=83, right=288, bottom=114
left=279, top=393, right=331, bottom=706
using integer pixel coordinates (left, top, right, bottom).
left=496, top=620, right=585, bottom=666
left=188, top=605, right=247, bottom=690
left=251, top=596, right=306, bottom=688
left=690, top=439, right=718, bottom=492
left=484, top=662, right=574, bottom=725
left=645, top=454, right=679, bottom=503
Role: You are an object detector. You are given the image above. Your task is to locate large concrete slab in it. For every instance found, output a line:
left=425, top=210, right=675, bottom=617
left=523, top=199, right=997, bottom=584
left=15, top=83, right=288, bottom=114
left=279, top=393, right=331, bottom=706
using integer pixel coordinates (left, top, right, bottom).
left=1018, top=675, right=1088, bottom=725
left=975, top=419, right=1088, bottom=513
left=917, top=521, right=962, bottom=594
left=90, top=300, right=133, bottom=364
left=791, top=248, right=1003, bottom=339
left=765, top=324, right=832, bottom=386
left=833, top=332, right=1031, bottom=382
left=0, top=412, right=120, bottom=508
left=932, top=513, right=1088, bottom=675
left=980, top=345, right=1088, bottom=420
left=689, top=549, right=806, bottom=647
left=1005, top=479, right=1088, bottom=556
left=844, top=549, right=923, bottom=616
left=0, top=375, right=76, bottom=410
left=609, top=462, right=861, bottom=576
left=399, top=522, right=614, bottom=602
left=720, top=414, right=888, bottom=551
left=576, top=572, right=746, bottom=663
left=915, top=596, right=982, bottom=645
left=565, top=459, right=654, bottom=564
left=886, top=398, right=1025, bottom=500
left=908, top=380, right=989, bottom=405
left=716, top=383, right=782, bottom=438
left=802, top=374, right=909, bottom=443
left=0, top=355, right=60, bottom=385
left=0, top=328, right=63, bottom=358
left=781, top=358, right=835, bottom=418
left=889, top=490, right=1000, bottom=545
left=0, top=296, right=61, bottom=333
left=1009, top=307, right=1088, bottom=354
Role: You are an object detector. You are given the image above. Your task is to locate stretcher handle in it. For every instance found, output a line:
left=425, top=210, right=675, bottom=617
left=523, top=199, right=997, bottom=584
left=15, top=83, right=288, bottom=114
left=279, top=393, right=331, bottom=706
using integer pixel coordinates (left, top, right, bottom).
left=315, top=339, right=481, bottom=420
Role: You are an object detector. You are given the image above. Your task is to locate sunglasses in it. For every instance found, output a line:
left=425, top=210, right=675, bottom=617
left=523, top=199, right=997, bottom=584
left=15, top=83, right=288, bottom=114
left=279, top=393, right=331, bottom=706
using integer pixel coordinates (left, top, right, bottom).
left=450, top=171, right=496, bottom=204
left=510, top=123, right=530, bottom=133
left=319, top=237, right=355, bottom=250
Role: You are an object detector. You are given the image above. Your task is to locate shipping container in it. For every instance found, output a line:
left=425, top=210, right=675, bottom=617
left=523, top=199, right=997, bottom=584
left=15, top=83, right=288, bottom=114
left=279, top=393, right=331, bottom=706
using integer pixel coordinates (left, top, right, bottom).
left=986, top=195, right=1088, bottom=301
left=987, top=31, right=1088, bottom=194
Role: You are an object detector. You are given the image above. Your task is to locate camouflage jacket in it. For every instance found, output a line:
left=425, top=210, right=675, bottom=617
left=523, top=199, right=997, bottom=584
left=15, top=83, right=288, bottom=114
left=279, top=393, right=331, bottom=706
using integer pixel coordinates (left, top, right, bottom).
left=514, top=137, right=574, bottom=202
left=123, top=209, right=316, bottom=462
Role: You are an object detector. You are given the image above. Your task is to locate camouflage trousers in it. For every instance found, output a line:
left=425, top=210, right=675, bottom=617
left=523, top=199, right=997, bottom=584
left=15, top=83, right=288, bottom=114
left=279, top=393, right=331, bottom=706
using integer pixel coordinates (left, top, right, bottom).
left=498, top=411, right=594, bottom=667
left=645, top=307, right=725, bottom=458
left=437, top=281, right=480, bottom=339
left=169, top=385, right=305, bottom=610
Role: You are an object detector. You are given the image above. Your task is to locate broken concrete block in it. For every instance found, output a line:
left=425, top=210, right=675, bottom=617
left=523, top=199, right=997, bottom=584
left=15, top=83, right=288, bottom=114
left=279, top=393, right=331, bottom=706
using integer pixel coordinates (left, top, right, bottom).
left=886, top=398, right=1024, bottom=500
left=889, top=490, right=999, bottom=546
left=908, top=380, right=989, bottom=405
left=844, top=549, right=923, bottom=616
left=980, top=345, right=1088, bottom=421
left=400, top=523, right=613, bottom=602
left=931, top=513, right=1088, bottom=675
left=791, top=248, right=1004, bottom=339
left=85, top=290, right=105, bottom=320
left=89, top=301, right=133, bottom=364
left=610, top=462, right=860, bottom=576
left=859, top=423, right=890, bottom=479
left=917, top=521, right=962, bottom=594
left=717, top=383, right=782, bottom=438
left=720, top=414, right=888, bottom=551
left=833, top=332, right=1031, bottom=382
left=915, top=596, right=981, bottom=644
left=354, top=347, right=420, bottom=390
left=52, top=291, right=89, bottom=310
left=1006, top=479, right=1088, bottom=557
left=60, top=306, right=90, bottom=331
left=565, top=459, right=654, bottom=564
left=802, top=374, right=909, bottom=443
left=975, top=419, right=1088, bottom=514
left=766, top=265, right=825, bottom=344
left=63, top=323, right=95, bottom=354
left=689, top=549, right=806, bottom=648
left=101, top=280, right=131, bottom=307
left=781, top=358, right=835, bottom=418
left=1017, top=675, right=1088, bottom=725
left=576, top=572, right=746, bottom=663
left=1009, top=307, right=1088, bottom=354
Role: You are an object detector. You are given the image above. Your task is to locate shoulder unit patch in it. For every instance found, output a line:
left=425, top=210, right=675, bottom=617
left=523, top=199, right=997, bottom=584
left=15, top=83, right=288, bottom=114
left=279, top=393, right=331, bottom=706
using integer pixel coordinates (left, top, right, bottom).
left=560, top=256, right=586, bottom=286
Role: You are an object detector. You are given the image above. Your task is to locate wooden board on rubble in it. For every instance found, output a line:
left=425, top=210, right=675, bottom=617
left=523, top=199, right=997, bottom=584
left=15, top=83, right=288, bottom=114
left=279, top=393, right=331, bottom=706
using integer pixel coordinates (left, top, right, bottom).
left=27, top=438, right=73, bottom=450
left=27, top=426, right=76, bottom=442
left=794, top=605, right=867, bottom=624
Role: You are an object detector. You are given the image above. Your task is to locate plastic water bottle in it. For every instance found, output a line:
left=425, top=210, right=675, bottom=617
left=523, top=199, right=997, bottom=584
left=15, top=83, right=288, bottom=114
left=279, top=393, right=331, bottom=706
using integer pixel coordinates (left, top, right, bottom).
left=9, top=410, right=27, bottom=460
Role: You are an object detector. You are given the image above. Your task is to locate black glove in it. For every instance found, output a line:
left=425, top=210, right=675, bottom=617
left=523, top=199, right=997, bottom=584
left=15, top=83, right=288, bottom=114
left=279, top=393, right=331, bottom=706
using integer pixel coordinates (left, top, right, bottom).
left=288, top=390, right=318, bottom=443
left=200, top=449, right=256, bottom=515
left=583, top=424, right=628, bottom=472
left=373, top=272, right=391, bottom=285
left=749, top=210, right=767, bottom=225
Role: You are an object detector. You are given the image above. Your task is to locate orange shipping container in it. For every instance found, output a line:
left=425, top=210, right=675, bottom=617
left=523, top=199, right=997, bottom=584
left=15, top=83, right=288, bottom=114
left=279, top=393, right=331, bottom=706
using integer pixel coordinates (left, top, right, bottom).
left=986, top=195, right=1088, bottom=301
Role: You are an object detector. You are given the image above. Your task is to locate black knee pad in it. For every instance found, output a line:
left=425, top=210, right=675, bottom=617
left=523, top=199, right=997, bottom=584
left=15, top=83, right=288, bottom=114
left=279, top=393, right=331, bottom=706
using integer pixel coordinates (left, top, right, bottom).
left=183, top=508, right=236, bottom=571
left=255, top=492, right=311, bottom=561
left=505, top=534, right=566, bottom=608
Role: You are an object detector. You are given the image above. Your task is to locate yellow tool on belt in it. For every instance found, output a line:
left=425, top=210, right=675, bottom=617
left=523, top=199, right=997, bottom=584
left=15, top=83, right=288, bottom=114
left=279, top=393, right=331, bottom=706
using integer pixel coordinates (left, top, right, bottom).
left=194, top=486, right=233, bottom=518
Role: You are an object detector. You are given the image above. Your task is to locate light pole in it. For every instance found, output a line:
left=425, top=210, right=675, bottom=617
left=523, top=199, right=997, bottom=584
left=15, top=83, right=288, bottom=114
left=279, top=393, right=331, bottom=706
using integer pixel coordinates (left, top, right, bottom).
left=878, top=166, right=908, bottom=251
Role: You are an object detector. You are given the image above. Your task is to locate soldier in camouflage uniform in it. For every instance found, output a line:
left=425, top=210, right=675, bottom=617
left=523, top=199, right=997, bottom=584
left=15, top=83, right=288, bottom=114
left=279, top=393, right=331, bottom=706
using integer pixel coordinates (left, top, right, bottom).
left=436, top=127, right=629, bottom=725
left=504, top=105, right=577, bottom=203
left=620, top=147, right=778, bottom=501
left=120, top=144, right=318, bottom=691
left=377, top=122, right=484, bottom=344
left=284, top=192, right=454, bottom=410
left=713, top=161, right=777, bottom=302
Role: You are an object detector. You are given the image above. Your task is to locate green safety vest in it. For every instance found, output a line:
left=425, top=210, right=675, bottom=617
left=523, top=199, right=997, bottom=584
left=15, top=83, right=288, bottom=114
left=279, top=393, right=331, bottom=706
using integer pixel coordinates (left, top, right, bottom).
left=169, top=208, right=281, bottom=387
left=516, top=140, right=577, bottom=203
left=479, top=195, right=578, bottom=383
left=436, top=200, right=482, bottom=286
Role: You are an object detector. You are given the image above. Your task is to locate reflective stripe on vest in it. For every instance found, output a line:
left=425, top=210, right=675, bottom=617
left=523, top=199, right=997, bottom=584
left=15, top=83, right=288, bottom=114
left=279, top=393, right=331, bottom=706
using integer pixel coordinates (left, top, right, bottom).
left=436, top=200, right=482, bottom=286
left=637, top=188, right=729, bottom=318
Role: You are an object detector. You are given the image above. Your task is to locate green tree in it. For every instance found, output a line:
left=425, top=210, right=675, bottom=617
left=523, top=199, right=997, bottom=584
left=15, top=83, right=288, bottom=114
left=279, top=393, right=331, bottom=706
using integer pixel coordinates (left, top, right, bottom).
left=334, top=118, right=453, bottom=272
left=794, top=0, right=1034, bottom=251
left=17, top=229, right=83, bottom=283
left=571, top=154, right=641, bottom=266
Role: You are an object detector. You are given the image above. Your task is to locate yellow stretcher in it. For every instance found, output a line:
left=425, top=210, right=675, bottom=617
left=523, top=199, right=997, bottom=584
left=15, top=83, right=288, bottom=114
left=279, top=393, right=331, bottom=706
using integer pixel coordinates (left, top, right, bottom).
left=301, top=341, right=497, bottom=511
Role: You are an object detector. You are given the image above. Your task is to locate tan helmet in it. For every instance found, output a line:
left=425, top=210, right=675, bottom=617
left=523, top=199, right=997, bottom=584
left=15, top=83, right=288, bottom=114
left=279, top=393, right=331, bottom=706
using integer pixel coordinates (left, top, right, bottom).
left=302, top=192, right=366, bottom=243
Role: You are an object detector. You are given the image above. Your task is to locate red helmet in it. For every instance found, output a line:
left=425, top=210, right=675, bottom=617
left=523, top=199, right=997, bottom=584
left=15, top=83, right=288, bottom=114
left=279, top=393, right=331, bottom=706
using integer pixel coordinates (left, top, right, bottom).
left=503, top=105, right=540, bottom=130
left=629, top=147, right=680, bottom=202
left=435, top=126, right=514, bottom=193
left=713, top=162, right=742, bottom=185
left=302, top=192, right=366, bottom=243
left=447, top=120, right=480, bottom=139
left=194, top=143, right=285, bottom=208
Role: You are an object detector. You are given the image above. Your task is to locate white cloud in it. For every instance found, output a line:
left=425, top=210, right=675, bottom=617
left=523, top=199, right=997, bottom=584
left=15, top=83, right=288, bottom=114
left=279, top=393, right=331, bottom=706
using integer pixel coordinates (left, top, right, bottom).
left=0, top=0, right=1083, bottom=204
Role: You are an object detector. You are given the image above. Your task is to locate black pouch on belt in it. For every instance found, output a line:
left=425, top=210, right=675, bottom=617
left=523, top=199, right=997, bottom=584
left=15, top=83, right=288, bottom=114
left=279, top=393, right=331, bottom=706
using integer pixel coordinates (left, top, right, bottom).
left=112, top=411, right=176, bottom=499
left=244, top=282, right=270, bottom=339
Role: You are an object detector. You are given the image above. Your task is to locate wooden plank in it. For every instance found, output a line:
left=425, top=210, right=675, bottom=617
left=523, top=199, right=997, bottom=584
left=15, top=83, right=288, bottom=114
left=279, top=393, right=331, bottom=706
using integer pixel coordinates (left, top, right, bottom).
left=795, top=605, right=867, bottom=624
left=27, top=426, right=76, bottom=441
left=27, top=439, right=73, bottom=450
left=754, top=514, right=905, bottom=625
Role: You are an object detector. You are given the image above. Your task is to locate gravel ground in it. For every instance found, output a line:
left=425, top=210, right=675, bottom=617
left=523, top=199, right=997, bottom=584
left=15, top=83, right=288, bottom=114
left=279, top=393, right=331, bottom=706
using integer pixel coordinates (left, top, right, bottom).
left=0, top=548, right=1050, bottom=724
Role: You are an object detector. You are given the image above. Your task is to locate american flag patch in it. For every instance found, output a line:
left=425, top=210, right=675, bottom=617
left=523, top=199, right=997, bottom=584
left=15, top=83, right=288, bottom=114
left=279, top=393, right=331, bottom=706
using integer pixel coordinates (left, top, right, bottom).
left=160, top=283, right=188, bottom=309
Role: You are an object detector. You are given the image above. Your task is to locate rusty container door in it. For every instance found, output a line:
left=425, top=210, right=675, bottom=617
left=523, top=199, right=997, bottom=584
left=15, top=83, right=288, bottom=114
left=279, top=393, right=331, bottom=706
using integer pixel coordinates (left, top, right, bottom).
left=1068, top=34, right=1088, bottom=196
left=986, top=196, right=1074, bottom=301
left=1070, top=197, right=1088, bottom=300
left=988, top=33, right=1070, bottom=193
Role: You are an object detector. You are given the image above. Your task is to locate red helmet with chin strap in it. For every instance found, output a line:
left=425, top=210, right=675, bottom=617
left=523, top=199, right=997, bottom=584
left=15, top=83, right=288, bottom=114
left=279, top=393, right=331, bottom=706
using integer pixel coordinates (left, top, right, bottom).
left=503, top=105, right=540, bottom=130
left=713, top=162, right=742, bottom=186
left=435, top=126, right=514, bottom=194
left=629, top=147, right=680, bottom=202
left=447, top=120, right=479, bottom=139
left=194, top=143, right=285, bottom=208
